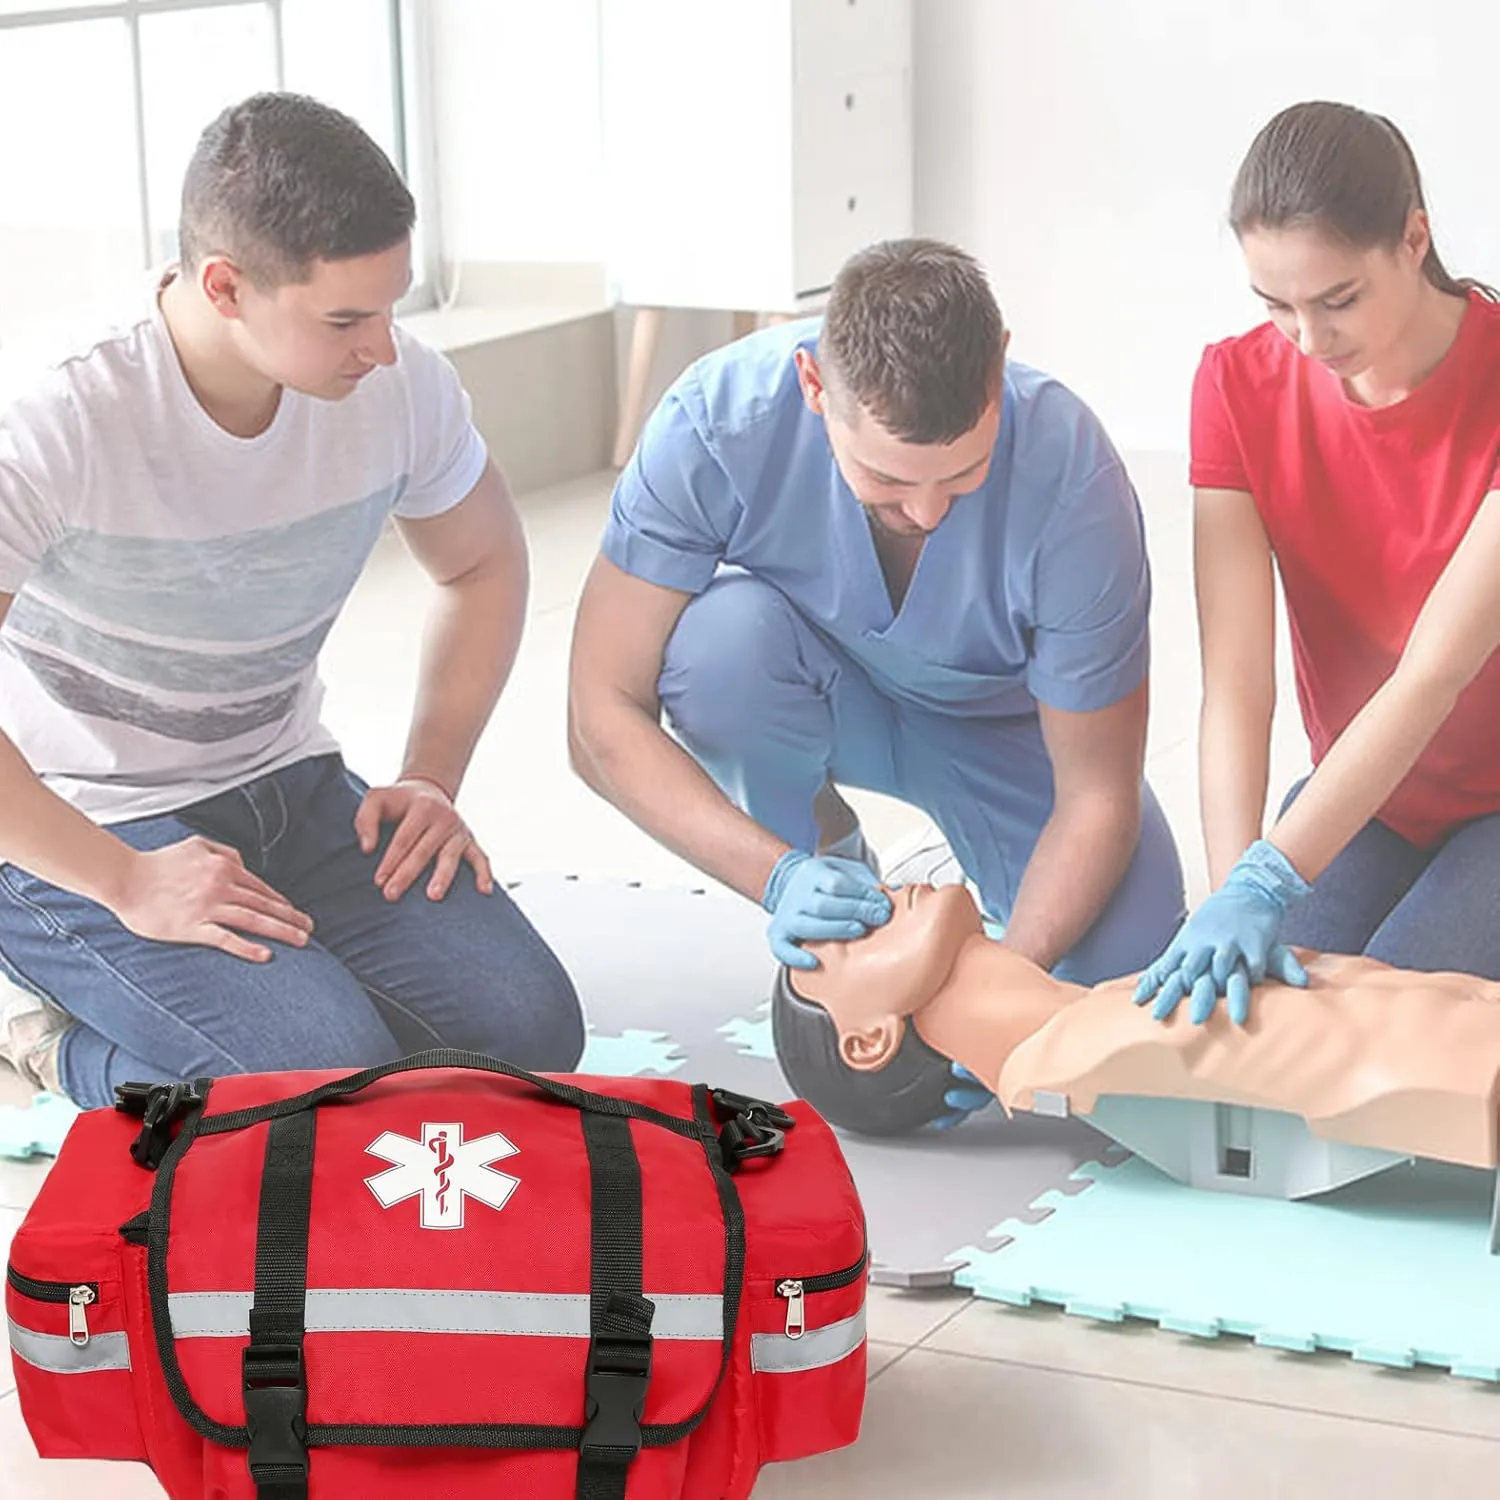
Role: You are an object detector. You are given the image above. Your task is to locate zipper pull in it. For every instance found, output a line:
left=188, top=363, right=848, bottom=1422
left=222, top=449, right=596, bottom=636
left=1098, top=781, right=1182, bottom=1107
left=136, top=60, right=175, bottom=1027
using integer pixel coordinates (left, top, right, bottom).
left=776, top=1279, right=805, bottom=1339
left=68, top=1285, right=95, bottom=1347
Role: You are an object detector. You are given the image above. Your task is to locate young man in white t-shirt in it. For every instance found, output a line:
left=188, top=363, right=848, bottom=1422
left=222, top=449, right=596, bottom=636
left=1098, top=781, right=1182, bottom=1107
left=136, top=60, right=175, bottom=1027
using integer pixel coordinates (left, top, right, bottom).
left=0, top=92, right=583, bottom=1107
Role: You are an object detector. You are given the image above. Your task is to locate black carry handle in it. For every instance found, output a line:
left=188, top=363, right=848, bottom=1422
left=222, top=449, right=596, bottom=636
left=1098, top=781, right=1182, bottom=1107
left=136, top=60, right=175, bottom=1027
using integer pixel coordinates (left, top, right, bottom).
left=195, top=1048, right=708, bottom=1140
left=135, top=1047, right=756, bottom=1476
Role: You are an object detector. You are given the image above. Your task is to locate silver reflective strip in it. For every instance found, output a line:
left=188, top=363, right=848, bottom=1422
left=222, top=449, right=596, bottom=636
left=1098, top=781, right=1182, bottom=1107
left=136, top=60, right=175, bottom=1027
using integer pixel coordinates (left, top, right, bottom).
left=7, top=1318, right=131, bottom=1376
left=169, top=1289, right=724, bottom=1342
left=750, top=1307, right=867, bottom=1375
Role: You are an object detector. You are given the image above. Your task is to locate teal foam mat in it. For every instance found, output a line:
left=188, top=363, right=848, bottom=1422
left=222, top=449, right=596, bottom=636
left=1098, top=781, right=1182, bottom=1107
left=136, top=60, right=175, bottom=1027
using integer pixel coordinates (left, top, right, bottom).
left=951, top=1154, right=1500, bottom=1381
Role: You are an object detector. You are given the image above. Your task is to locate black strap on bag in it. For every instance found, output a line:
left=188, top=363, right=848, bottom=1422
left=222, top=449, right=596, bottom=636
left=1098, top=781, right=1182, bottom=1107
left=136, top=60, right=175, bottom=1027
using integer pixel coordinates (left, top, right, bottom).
left=577, top=1112, right=654, bottom=1500
left=240, top=1065, right=664, bottom=1499
left=243, top=1109, right=316, bottom=1499
left=198, top=1049, right=707, bottom=1142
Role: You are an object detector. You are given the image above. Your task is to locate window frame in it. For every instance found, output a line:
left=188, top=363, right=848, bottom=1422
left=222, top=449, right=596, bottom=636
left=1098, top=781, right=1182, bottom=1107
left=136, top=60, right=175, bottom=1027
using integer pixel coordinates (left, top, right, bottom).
left=0, top=0, right=438, bottom=311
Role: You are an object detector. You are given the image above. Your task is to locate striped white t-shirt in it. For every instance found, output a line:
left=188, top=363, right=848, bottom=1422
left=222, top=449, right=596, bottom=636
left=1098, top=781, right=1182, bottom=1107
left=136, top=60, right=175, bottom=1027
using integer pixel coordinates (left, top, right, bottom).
left=0, top=291, right=487, bottom=823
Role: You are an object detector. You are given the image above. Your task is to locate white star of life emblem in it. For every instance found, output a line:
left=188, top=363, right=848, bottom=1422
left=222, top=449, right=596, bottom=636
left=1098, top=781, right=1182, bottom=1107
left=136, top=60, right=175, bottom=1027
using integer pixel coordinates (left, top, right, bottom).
left=363, top=1121, right=520, bottom=1230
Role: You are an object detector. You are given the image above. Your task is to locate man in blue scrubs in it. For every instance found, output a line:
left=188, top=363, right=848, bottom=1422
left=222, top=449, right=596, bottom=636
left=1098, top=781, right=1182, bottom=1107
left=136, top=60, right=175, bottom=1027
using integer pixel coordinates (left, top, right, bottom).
left=569, top=239, right=1185, bottom=1128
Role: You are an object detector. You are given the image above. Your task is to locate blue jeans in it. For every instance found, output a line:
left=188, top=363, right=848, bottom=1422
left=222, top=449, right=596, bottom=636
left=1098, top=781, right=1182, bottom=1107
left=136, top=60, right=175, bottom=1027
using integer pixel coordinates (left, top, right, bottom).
left=0, top=754, right=584, bottom=1107
left=660, top=574, right=1186, bottom=985
left=1277, top=777, right=1500, bottom=979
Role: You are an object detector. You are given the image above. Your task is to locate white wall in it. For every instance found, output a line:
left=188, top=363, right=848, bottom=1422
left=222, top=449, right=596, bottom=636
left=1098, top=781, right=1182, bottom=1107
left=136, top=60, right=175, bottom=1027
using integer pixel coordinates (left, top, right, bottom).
left=913, top=0, right=1500, bottom=454
left=430, top=0, right=604, bottom=267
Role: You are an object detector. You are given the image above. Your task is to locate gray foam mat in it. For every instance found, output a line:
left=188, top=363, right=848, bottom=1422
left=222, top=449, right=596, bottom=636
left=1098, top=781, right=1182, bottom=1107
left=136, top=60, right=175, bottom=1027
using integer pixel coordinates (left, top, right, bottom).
left=507, top=873, right=1112, bottom=1286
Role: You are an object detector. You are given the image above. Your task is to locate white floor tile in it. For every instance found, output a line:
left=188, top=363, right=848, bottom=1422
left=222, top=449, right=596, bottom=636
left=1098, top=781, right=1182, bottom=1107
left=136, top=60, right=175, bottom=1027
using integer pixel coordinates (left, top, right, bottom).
left=749, top=1347, right=1500, bottom=1499
left=925, top=1299, right=1500, bottom=1444
left=864, top=1284, right=972, bottom=1348
left=0, top=1394, right=168, bottom=1498
left=0, top=1155, right=49, bottom=1214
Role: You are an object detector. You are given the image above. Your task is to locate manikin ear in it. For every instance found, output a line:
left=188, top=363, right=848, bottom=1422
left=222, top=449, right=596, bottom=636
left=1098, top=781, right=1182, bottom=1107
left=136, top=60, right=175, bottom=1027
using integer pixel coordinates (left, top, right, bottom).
left=794, top=348, right=828, bottom=416
left=837, top=1019, right=904, bottom=1072
left=198, top=255, right=247, bottom=321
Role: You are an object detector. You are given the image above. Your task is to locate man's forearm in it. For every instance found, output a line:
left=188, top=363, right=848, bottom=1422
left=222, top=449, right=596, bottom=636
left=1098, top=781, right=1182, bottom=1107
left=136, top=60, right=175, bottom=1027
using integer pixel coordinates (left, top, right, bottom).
left=569, top=695, right=789, bottom=903
left=0, top=731, right=136, bottom=908
left=1001, top=793, right=1141, bottom=972
left=401, top=564, right=526, bottom=797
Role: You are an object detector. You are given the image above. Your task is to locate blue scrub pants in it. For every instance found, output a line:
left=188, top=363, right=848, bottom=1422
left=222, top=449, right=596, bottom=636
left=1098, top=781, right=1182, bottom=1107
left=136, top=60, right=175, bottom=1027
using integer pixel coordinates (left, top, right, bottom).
left=660, top=574, right=1185, bottom=985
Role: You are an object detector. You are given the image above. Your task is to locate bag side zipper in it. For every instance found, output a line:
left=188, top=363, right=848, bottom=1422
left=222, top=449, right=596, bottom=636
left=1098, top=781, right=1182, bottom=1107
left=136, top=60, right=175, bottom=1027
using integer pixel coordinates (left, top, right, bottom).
left=6, top=1265, right=98, bottom=1346
left=775, top=1248, right=868, bottom=1339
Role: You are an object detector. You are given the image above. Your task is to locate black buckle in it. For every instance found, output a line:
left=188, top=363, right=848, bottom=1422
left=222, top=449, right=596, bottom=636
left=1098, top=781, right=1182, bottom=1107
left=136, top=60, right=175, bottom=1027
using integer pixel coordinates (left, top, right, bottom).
left=116, top=1081, right=202, bottom=1171
left=709, top=1087, right=796, bottom=1132
left=243, top=1344, right=308, bottom=1477
left=717, top=1111, right=787, bottom=1173
left=581, top=1335, right=652, bottom=1460
left=113, top=1081, right=158, bottom=1117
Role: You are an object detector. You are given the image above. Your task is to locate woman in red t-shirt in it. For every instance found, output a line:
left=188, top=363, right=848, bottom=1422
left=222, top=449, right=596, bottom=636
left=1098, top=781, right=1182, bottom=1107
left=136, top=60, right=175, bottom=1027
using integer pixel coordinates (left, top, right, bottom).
left=1135, top=101, right=1500, bottom=1025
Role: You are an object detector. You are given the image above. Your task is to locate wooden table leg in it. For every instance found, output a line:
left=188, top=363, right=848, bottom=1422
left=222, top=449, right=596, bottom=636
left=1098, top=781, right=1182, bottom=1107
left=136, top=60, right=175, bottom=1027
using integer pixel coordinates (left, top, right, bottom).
left=612, top=305, right=665, bottom=469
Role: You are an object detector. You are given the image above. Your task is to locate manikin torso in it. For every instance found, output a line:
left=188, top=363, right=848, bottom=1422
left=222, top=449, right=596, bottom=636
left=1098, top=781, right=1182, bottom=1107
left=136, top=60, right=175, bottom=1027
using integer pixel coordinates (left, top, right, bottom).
left=795, top=886, right=1500, bottom=1170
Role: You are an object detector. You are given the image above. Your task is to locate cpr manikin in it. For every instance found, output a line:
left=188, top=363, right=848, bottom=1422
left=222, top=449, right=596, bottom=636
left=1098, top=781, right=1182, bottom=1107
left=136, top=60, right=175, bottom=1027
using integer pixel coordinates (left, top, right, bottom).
left=784, top=884, right=1500, bottom=1208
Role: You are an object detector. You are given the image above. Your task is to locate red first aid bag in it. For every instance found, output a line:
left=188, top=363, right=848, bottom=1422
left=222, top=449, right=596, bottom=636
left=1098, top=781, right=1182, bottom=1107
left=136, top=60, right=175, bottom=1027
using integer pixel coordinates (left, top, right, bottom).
left=5, top=1049, right=868, bottom=1498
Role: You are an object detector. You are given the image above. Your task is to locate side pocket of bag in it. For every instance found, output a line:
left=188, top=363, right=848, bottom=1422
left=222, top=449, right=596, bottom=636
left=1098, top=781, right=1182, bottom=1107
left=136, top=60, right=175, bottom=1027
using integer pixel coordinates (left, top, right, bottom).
left=6, top=1244, right=148, bottom=1461
left=749, top=1269, right=867, bottom=1465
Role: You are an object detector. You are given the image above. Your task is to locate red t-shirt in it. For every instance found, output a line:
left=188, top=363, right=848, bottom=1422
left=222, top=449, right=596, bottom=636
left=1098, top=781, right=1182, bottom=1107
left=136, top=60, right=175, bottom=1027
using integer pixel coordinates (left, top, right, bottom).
left=1191, top=292, right=1500, bottom=847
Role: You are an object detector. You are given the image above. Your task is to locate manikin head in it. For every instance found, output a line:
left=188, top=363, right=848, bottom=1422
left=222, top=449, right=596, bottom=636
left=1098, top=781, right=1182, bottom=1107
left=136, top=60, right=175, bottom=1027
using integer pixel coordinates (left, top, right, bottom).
left=794, top=883, right=984, bottom=1070
left=1229, top=101, right=1480, bottom=385
left=177, top=91, right=416, bottom=400
left=771, top=882, right=983, bottom=1136
left=795, top=239, right=1009, bottom=537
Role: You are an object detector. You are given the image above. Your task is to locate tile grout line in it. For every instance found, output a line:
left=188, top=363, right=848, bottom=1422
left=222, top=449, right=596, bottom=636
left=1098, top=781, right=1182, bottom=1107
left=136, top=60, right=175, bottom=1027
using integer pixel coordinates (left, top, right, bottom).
left=903, top=1339, right=1500, bottom=1446
left=867, top=1341, right=920, bottom=1386
left=905, top=1293, right=980, bottom=1346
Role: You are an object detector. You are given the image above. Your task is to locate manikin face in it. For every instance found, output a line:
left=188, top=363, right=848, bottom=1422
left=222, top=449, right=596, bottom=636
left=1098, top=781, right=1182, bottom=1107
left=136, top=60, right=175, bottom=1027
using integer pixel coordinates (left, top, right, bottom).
left=794, top=883, right=984, bottom=1070
left=795, top=349, right=1004, bottom=537
left=1239, top=213, right=1431, bottom=384
left=200, top=238, right=412, bottom=400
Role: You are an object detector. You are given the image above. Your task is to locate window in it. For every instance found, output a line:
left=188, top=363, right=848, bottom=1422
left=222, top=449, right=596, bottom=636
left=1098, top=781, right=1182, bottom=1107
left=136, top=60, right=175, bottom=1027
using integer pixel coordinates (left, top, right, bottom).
left=0, top=0, right=433, bottom=350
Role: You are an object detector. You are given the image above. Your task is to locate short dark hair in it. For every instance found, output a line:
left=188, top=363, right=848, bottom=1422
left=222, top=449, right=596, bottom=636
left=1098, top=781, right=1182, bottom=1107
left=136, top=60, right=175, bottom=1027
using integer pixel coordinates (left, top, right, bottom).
left=770, top=965, right=955, bottom=1137
left=1230, top=101, right=1493, bottom=301
left=178, top=92, right=416, bottom=286
left=818, top=238, right=1006, bottom=444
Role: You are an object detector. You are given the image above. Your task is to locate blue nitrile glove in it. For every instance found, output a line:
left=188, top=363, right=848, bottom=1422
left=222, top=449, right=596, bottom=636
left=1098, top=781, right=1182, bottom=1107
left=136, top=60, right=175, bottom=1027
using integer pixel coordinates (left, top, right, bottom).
left=1133, top=839, right=1312, bottom=1025
left=929, top=1063, right=996, bottom=1131
left=762, top=850, right=892, bottom=970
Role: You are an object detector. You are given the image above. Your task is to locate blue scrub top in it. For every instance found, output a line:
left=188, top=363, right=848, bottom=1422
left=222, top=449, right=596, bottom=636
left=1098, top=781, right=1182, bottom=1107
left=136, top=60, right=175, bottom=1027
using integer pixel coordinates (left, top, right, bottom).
left=602, top=320, right=1150, bottom=721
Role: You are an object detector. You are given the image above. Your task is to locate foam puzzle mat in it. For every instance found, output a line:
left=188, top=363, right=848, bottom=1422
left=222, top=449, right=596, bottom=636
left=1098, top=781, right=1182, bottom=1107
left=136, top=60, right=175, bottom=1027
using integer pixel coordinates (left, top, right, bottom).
left=507, top=872, right=1113, bottom=1286
left=952, top=1152, right=1500, bottom=1381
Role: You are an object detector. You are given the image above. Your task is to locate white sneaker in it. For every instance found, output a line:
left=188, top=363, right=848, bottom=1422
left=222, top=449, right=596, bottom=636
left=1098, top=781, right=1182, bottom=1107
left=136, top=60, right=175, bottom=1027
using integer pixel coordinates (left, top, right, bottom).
left=881, top=821, right=998, bottom=931
left=882, top=821, right=965, bottom=888
left=0, top=984, right=71, bottom=1095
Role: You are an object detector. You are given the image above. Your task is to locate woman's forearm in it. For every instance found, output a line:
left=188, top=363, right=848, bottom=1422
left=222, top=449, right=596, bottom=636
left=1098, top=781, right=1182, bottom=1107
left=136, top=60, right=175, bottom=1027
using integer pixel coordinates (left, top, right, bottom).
left=1199, top=684, right=1274, bottom=889
left=1269, top=667, right=1457, bottom=881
